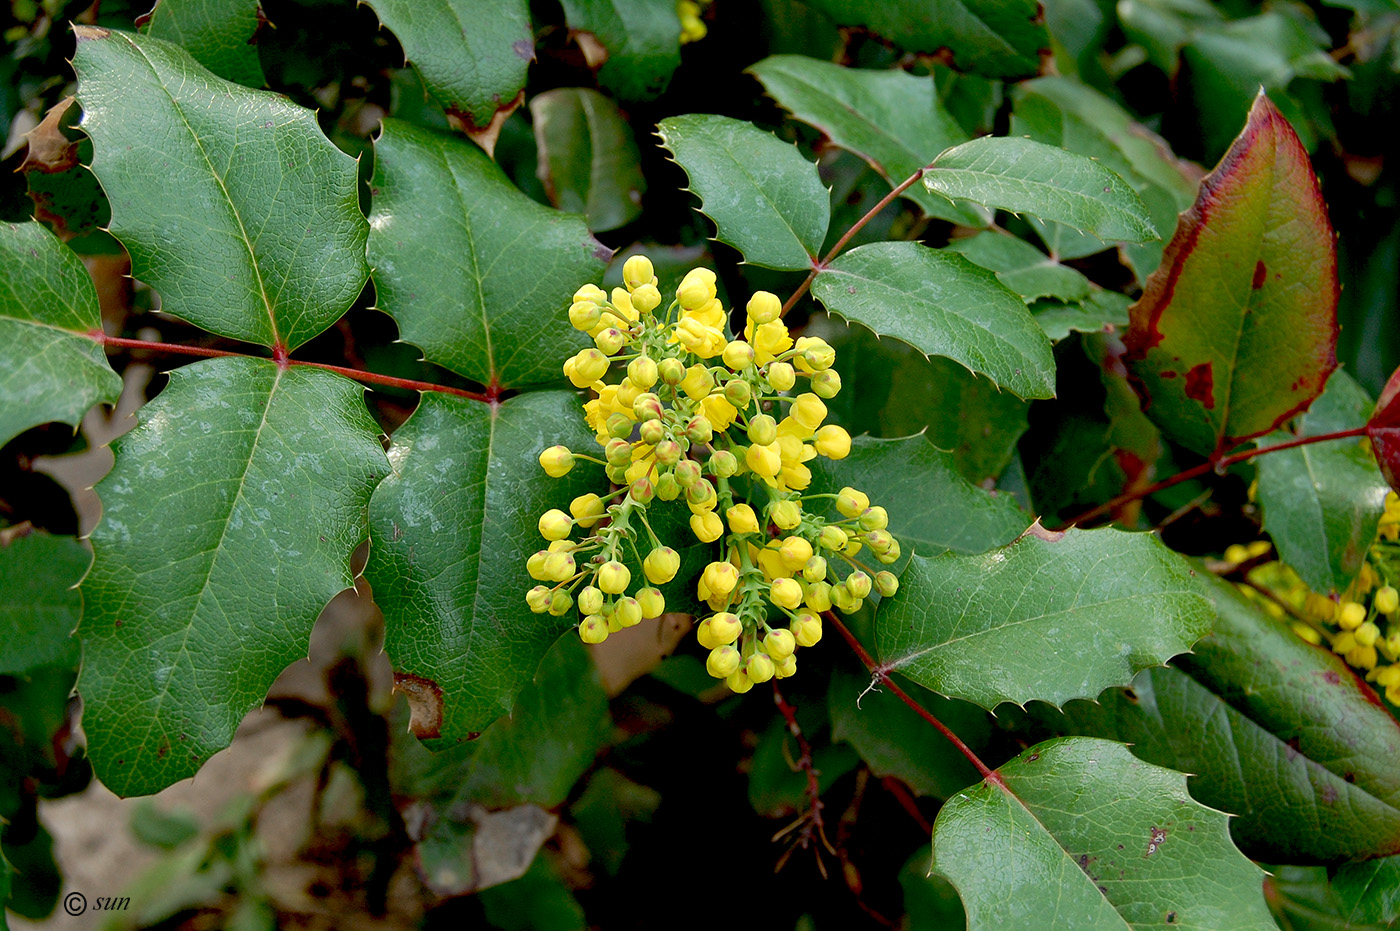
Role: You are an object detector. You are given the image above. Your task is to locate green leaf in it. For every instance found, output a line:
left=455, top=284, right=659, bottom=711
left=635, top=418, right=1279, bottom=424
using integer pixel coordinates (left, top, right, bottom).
left=877, top=527, right=1213, bottom=709
left=931, top=737, right=1276, bottom=931
left=924, top=136, right=1159, bottom=243
left=901, top=849, right=968, bottom=931
left=368, top=119, right=607, bottom=390
left=811, top=241, right=1056, bottom=400
left=1334, top=857, right=1400, bottom=926
left=363, top=0, right=532, bottom=131
left=479, top=853, right=586, bottom=931
left=795, top=0, right=1046, bottom=78
left=747, top=55, right=986, bottom=225
left=366, top=391, right=606, bottom=745
left=946, top=232, right=1092, bottom=303
left=1043, top=572, right=1400, bottom=862
left=559, top=0, right=681, bottom=101
left=80, top=358, right=389, bottom=796
left=0, top=533, right=87, bottom=675
left=1256, top=370, right=1388, bottom=594
left=656, top=114, right=829, bottom=272
left=140, top=0, right=266, bottom=87
left=0, top=220, right=121, bottom=448
left=529, top=88, right=646, bottom=232
left=1124, top=92, right=1339, bottom=456
left=72, top=28, right=368, bottom=351
left=808, top=435, right=1027, bottom=557
left=1031, top=290, right=1133, bottom=342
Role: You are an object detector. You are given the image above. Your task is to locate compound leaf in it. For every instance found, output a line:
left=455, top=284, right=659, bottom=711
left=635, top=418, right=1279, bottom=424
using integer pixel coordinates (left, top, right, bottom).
left=140, top=0, right=266, bottom=87
left=80, top=357, right=389, bottom=796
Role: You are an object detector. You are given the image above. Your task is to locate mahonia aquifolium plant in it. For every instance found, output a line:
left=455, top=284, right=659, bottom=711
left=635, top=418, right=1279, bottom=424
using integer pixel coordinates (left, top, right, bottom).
left=526, top=255, right=900, bottom=694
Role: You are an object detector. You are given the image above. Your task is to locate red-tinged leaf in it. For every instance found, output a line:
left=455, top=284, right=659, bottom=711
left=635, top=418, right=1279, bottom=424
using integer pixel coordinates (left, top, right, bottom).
left=1124, top=91, right=1338, bottom=457
left=1366, top=365, right=1400, bottom=491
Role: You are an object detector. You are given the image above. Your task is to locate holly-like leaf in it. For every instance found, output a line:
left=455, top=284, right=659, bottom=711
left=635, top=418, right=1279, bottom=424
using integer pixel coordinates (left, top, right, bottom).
left=1031, top=290, right=1133, bottom=342
left=530, top=88, right=646, bottom=232
left=0, top=221, right=121, bottom=448
left=932, top=737, right=1276, bottom=931
left=0, top=533, right=87, bottom=675
left=366, top=391, right=607, bottom=746
left=363, top=0, right=532, bottom=134
left=795, top=0, right=1046, bottom=78
left=1366, top=366, right=1400, bottom=493
left=808, top=435, right=1027, bottom=557
left=368, top=119, right=607, bottom=390
left=80, top=358, right=389, bottom=796
left=19, top=98, right=109, bottom=240
left=877, top=527, right=1212, bottom=710
left=140, top=0, right=266, bottom=87
left=559, top=0, right=681, bottom=101
left=1124, top=92, right=1339, bottom=457
left=72, top=28, right=368, bottom=351
left=1044, top=572, right=1400, bottom=862
left=747, top=55, right=986, bottom=226
left=656, top=114, right=829, bottom=272
left=811, top=241, right=1056, bottom=400
left=946, top=232, right=1092, bottom=304
left=923, top=137, right=1159, bottom=244
left=1256, top=370, right=1388, bottom=594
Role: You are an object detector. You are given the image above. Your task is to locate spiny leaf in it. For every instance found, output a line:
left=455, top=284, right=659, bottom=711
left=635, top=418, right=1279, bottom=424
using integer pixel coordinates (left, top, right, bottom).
left=932, top=738, right=1276, bottom=930
left=80, top=358, right=389, bottom=796
left=811, top=241, right=1056, bottom=400
left=72, top=28, right=368, bottom=351
left=876, top=527, right=1212, bottom=710
left=0, top=532, right=87, bottom=675
left=656, top=114, right=829, bottom=272
left=368, top=119, right=608, bottom=390
left=923, top=136, right=1159, bottom=243
left=1124, top=92, right=1339, bottom=457
left=1366, top=365, right=1400, bottom=493
left=530, top=88, right=647, bottom=232
left=559, top=0, right=682, bottom=101
left=140, top=0, right=266, bottom=86
left=945, top=231, right=1092, bottom=304
left=0, top=221, right=121, bottom=448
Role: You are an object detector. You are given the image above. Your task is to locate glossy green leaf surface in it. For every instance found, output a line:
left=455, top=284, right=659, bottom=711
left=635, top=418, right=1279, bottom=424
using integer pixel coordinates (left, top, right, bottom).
left=808, top=435, right=1027, bottom=557
left=366, top=391, right=604, bottom=746
left=363, top=0, right=532, bottom=131
left=1334, top=857, right=1400, bottom=926
left=72, top=28, right=368, bottom=351
left=80, top=357, right=389, bottom=796
left=0, top=220, right=121, bottom=448
left=1046, top=573, right=1400, bottom=862
left=932, top=738, right=1276, bottom=931
left=559, top=0, right=681, bottom=101
left=656, top=114, right=829, bottom=271
left=946, top=232, right=1092, bottom=304
left=747, top=55, right=985, bottom=225
left=1124, top=93, right=1339, bottom=456
left=796, top=0, right=1046, bottom=78
left=924, top=136, right=1159, bottom=244
left=140, top=0, right=266, bottom=86
left=368, top=120, right=606, bottom=389
left=530, top=88, right=646, bottom=232
left=1032, top=290, right=1133, bottom=342
left=1256, top=370, right=1387, bottom=594
left=811, top=241, right=1056, bottom=400
left=877, top=528, right=1212, bottom=709
left=0, top=533, right=87, bottom=675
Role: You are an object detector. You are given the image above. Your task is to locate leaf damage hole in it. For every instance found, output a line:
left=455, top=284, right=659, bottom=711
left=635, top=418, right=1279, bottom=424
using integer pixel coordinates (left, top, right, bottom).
left=1145, top=825, right=1167, bottom=857
left=393, top=671, right=444, bottom=739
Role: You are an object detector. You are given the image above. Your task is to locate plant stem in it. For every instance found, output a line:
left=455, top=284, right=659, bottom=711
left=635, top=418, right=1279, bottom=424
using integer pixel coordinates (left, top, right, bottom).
left=1063, top=425, right=1370, bottom=529
left=770, top=681, right=833, bottom=863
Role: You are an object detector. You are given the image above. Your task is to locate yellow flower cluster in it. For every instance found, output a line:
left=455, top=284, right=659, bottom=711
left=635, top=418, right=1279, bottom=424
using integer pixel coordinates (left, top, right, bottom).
left=527, top=255, right=902, bottom=694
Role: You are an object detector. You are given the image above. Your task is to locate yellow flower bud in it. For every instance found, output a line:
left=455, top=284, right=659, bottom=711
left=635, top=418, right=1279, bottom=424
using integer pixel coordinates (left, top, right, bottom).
left=723, top=340, right=756, bottom=370
left=860, top=505, right=889, bottom=531
left=818, top=526, right=847, bottom=551
left=1356, top=621, right=1381, bottom=648
left=1339, top=602, right=1367, bottom=630
left=697, top=611, right=742, bottom=649
left=549, top=589, right=574, bottom=616
left=574, top=283, right=607, bottom=305
left=677, top=268, right=717, bottom=310
left=569, top=300, right=603, bottom=331
left=746, top=652, right=775, bottom=684
left=707, top=645, right=742, bottom=678
left=727, top=503, right=761, bottom=534
left=543, top=551, right=576, bottom=581
left=845, top=570, right=872, bottom=599
left=631, top=283, right=662, bottom=313
left=746, top=442, right=782, bottom=479
left=628, top=356, right=659, bottom=389
left=763, top=628, right=796, bottom=660
left=526, top=585, right=551, bottom=613
left=836, top=487, right=870, bottom=518
left=527, top=551, right=550, bottom=581
left=691, top=510, right=724, bottom=542
left=810, top=369, right=841, bottom=398
left=686, top=479, right=718, bottom=512
left=702, top=561, right=739, bottom=595
left=679, top=364, right=714, bottom=401
left=538, top=445, right=574, bottom=477
left=598, top=560, right=631, bottom=594
left=726, top=669, right=754, bottom=693
left=659, top=357, right=686, bottom=386
left=644, top=546, right=681, bottom=584
left=579, top=614, right=610, bottom=644
left=615, top=597, right=643, bottom=628
left=791, top=613, right=822, bottom=647
left=747, top=414, right=778, bottom=446
left=538, top=509, right=573, bottom=541
left=638, top=587, right=666, bottom=618
left=770, top=577, right=803, bottom=609
left=1377, top=586, right=1399, bottom=615
left=595, top=327, right=629, bottom=355
left=767, top=362, right=796, bottom=392
left=747, top=290, right=781, bottom=324
left=623, top=254, right=656, bottom=290
left=875, top=571, right=898, bottom=597
left=578, top=585, right=604, bottom=615
left=813, top=425, right=850, bottom=460
left=567, top=348, right=610, bottom=387
left=795, top=336, right=835, bottom=371
left=1224, top=544, right=1250, bottom=564
left=779, top=536, right=813, bottom=572
left=770, top=500, right=802, bottom=530
left=792, top=393, right=827, bottom=430
left=802, top=556, right=827, bottom=583
left=774, top=653, right=798, bottom=678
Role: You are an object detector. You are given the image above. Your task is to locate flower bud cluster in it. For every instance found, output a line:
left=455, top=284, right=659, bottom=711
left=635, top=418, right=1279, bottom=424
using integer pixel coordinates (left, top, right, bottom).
left=527, top=255, right=902, bottom=692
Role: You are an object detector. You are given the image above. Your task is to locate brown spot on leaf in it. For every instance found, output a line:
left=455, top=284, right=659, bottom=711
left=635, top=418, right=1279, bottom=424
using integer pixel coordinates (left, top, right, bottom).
left=72, top=24, right=111, bottom=40
left=1145, top=826, right=1167, bottom=857
left=1324, top=670, right=1341, bottom=684
left=1252, top=261, right=1267, bottom=289
left=512, top=39, right=535, bottom=61
left=1184, top=362, right=1215, bottom=408
left=393, top=671, right=444, bottom=739
left=1021, top=519, right=1065, bottom=543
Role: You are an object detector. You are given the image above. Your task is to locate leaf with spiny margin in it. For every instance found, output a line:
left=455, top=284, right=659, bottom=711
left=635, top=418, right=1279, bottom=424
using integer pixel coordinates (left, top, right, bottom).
left=807, top=435, right=1027, bottom=557
left=79, top=357, right=389, bottom=797
left=362, top=0, right=532, bottom=132
left=656, top=114, right=829, bottom=272
left=877, top=527, right=1212, bottom=710
left=140, top=0, right=266, bottom=86
left=367, top=391, right=625, bottom=745
left=1256, top=369, right=1387, bottom=594
left=747, top=55, right=986, bottom=226
left=932, top=738, right=1276, bottom=931
left=1032, top=290, right=1132, bottom=342
left=0, top=221, right=121, bottom=448
left=368, top=120, right=607, bottom=390
left=530, top=88, right=646, bottom=232
left=946, top=232, right=1092, bottom=304
left=0, top=533, right=87, bottom=675
left=811, top=241, right=1056, bottom=400
left=72, top=28, right=368, bottom=351
left=559, top=0, right=681, bottom=101
left=796, top=0, right=1046, bottom=78
left=924, top=137, right=1158, bottom=244
left=1124, top=92, right=1339, bottom=457
left=1041, top=571, right=1400, bottom=862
